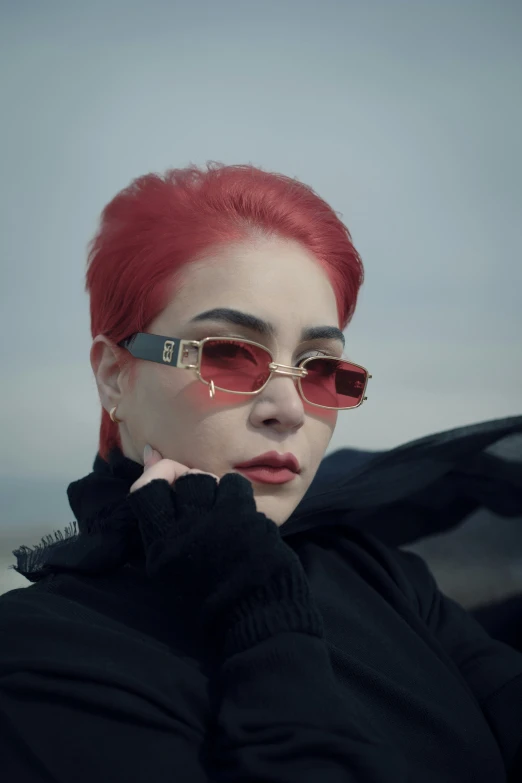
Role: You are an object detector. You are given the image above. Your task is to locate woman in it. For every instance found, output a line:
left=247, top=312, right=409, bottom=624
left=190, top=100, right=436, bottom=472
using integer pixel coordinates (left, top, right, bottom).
left=1, top=163, right=521, bottom=782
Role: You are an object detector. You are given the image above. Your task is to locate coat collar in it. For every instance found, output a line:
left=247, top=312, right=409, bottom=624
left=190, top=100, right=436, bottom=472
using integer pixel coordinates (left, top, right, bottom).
left=11, top=415, right=522, bottom=582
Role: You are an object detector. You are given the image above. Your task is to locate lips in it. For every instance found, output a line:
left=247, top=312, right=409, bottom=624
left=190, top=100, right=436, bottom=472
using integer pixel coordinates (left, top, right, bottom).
left=234, top=450, right=301, bottom=474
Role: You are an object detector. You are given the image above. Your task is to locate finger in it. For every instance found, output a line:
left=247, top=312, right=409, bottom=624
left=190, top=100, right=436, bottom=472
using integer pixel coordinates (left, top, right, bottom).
left=143, top=445, right=163, bottom=470
left=181, top=468, right=220, bottom=482
left=131, top=458, right=182, bottom=493
left=130, top=462, right=220, bottom=494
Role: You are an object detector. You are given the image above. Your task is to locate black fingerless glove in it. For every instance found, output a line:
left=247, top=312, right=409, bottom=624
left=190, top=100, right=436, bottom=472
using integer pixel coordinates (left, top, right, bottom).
left=127, top=472, right=323, bottom=656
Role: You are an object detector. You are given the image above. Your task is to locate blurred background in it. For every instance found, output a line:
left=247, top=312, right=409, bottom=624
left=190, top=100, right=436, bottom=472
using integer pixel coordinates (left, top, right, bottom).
left=1, top=0, right=521, bottom=596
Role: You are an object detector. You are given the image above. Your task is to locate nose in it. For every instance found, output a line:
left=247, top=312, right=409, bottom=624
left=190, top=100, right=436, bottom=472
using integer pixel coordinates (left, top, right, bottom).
left=266, top=361, right=309, bottom=404
left=250, top=367, right=306, bottom=432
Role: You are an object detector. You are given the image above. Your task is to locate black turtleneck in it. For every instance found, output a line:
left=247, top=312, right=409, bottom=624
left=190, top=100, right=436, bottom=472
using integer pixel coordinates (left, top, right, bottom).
left=1, top=447, right=522, bottom=782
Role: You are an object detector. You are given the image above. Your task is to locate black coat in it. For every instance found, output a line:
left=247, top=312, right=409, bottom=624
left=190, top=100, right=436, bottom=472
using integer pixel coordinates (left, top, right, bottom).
left=1, top=415, right=521, bottom=782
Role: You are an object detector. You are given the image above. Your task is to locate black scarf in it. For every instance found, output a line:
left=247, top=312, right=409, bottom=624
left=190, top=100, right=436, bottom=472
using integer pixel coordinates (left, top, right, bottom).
left=12, top=415, right=522, bottom=584
left=13, top=449, right=146, bottom=582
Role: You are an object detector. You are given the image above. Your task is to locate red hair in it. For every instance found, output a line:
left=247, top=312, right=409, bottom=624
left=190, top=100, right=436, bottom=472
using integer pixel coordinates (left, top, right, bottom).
left=86, top=162, right=364, bottom=459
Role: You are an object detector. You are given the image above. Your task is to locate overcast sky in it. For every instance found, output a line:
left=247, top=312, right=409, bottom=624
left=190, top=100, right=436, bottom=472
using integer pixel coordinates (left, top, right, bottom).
left=1, top=0, right=521, bottom=489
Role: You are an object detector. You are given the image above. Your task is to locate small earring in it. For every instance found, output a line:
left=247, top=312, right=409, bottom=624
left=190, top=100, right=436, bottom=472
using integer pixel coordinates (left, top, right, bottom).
left=109, top=406, right=123, bottom=424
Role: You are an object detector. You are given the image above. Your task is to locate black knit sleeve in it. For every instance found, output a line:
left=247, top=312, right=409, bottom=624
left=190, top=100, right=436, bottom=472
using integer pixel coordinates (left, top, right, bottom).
left=394, top=547, right=522, bottom=783
left=127, top=472, right=408, bottom=782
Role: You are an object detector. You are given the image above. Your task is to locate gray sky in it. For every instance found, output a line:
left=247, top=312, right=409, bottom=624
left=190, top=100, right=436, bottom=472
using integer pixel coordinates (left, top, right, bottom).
left=1, top=0, right=521, bottom=487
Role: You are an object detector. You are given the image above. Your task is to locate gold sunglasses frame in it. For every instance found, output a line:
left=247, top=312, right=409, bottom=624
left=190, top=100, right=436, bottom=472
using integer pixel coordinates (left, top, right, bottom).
left=118, top=332, right=372, bottom=410
left=174, top=335, right=372, bottom=411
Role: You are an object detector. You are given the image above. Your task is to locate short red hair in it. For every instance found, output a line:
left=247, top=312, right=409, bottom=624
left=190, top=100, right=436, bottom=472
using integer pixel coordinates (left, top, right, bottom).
left=86, top=162, right=364, bottom=459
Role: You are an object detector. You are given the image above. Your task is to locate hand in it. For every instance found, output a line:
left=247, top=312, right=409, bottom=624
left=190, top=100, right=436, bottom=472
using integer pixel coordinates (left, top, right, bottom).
left=126, top=445, right=312, bottom=650
left=130, top=445, right=220, bottom=494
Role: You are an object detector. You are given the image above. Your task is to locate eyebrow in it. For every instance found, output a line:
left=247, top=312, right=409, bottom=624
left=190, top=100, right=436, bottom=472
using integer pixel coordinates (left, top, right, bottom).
left=188, top=308, right=345, bottom=348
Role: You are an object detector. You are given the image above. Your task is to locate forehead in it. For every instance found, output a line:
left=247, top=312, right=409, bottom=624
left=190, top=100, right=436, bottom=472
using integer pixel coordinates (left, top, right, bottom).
left=161, top=237, right=339, bottom=331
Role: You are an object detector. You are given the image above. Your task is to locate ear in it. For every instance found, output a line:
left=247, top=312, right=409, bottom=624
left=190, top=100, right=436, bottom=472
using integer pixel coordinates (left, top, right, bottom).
left=90, top=335, right=125, bottom=414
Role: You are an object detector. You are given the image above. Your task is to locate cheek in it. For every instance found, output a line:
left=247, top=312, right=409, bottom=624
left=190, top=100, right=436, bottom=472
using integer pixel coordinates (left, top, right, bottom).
left=124, top=367, right=182, bottom=435
left=127, top=366, right=225, bottom=442
left=306, top=413, right=337, bottom=469
left=305, top=408, right=337, bottom=444
left=133, top=365, right=191, bottom=407
left=326, top=410, right=338, bottom=441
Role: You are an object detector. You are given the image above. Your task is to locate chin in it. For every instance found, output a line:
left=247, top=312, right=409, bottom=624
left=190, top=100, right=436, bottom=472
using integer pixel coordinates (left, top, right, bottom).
left=252, top=494, right=293, bottom=528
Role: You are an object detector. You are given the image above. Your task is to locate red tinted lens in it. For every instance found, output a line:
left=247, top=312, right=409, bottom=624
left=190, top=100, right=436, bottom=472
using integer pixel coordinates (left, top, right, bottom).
left=200, top=339, right=272, bottom=392
left=301, top=358, right=367, bottom=408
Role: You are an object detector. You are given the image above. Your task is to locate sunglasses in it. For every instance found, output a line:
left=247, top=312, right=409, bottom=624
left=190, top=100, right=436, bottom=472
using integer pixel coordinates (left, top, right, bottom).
left=118, top=333, right=372, bottom=411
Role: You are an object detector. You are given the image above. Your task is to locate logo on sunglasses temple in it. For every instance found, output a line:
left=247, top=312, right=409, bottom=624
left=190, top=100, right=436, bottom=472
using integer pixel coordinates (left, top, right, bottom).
left=163, top=341, right=176, bottom=364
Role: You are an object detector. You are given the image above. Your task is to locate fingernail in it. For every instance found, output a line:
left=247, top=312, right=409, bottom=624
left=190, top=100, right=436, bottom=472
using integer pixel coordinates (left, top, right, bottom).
left=143, top=444, right=152, bottom=462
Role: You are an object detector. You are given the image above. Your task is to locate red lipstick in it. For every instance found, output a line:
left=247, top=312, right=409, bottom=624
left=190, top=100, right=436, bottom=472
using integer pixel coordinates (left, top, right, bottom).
left=234, top=451, right=300, bottom=485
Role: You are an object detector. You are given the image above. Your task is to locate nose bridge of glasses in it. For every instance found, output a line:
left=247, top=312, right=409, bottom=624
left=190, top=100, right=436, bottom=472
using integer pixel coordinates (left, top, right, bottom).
left=268, top=361, right=308, bottom=379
